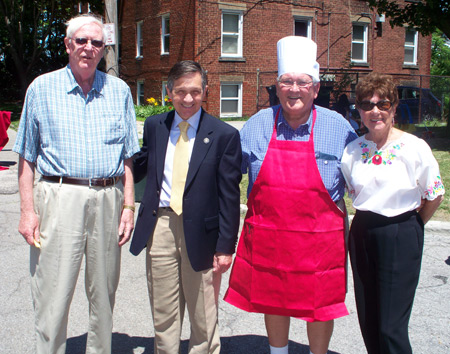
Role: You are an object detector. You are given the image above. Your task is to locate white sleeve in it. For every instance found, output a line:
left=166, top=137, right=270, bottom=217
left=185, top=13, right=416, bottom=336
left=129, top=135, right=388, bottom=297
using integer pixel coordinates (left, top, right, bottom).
left=415, top=139, right=445, bottom=200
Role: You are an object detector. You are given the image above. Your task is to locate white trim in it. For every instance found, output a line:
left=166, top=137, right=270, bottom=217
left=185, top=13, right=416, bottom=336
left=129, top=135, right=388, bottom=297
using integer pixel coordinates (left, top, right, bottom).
left=136, top=21, right=143, bottom=59
left=404, top=28, right=418, bottom=65
left=293, top=16, right=312, bottom=38
left=351, top=23, right=368, bottom=63
left=161, top=14, right=170, bottom=55
left=221, top=11, right=243, bottom=58
left=220, top=82, right=242, bottom=118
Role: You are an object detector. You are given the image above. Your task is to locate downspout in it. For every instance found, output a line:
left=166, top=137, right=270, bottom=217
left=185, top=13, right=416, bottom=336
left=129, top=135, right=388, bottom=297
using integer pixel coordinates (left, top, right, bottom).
left=256, top=68, right=260, bottom=112
left=314, top=10, right=318, bottom=42
left=327, top=12, right=331, bottom=70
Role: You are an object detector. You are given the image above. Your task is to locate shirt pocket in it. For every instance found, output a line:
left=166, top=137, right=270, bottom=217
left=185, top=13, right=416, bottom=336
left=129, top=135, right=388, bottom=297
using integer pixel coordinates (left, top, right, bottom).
left=102, top=112, right=125, bottom=145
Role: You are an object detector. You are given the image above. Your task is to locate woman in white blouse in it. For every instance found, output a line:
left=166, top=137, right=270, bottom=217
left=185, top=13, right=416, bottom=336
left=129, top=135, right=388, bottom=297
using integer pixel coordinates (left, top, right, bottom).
left=341, top=73, right=444, bottom=354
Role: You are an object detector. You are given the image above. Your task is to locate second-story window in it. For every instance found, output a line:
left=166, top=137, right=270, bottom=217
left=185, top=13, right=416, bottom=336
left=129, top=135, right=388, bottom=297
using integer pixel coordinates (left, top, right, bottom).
left=136, top=21, right=143, bottom=58
left=404, top=28, right=418, bottom=65
left=161, top=15, right=170, bottom=55
left=221, top=11, right=243, bottom=58
left=294, top=17, right=311, bottom=38
left=351, top=23, right=368, bottom=63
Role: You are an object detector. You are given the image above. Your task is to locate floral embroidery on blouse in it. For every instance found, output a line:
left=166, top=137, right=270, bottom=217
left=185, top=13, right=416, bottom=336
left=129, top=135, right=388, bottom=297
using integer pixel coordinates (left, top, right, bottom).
left=359, top=141, right=404, bottom=165
left=424, top=175, right=445, bottom=198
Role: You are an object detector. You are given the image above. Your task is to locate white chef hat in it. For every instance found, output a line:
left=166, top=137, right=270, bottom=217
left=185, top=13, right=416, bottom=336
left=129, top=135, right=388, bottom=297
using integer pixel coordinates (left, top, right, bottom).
left=277, top=36, right=320, bottom=82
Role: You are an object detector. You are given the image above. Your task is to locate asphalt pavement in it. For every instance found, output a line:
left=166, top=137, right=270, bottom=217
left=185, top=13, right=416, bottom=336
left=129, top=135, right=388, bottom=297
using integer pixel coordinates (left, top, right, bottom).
left=1, top=125, right=449, bottom=353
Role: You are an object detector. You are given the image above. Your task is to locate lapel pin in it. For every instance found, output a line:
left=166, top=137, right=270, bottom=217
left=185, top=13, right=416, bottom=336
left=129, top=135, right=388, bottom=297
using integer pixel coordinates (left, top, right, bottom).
left=203, top=137, right=210, bottom=144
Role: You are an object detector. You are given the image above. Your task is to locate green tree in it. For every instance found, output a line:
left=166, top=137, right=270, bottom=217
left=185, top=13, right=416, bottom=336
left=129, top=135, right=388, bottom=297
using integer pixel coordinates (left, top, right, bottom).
left=368, top=0, right=450, bottom=38
left=430, top=30, right=450, bottom=128
left=0, top=0, right=103, bottom=100
left=431, top=30, right=450, bottom=76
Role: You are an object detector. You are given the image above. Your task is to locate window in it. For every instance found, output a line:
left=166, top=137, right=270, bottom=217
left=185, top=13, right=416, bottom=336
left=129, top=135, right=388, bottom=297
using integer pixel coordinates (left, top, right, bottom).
left=220, top=83, right=242, bottom=117
left=137, top=80, right=144, bottom=105
left=221, top=12, right=243, bottom=57
left=404, top=28, right=418, bottom=65
left=351, top=23, right=368, bottom=63
left=294, top=17, right=311, bottom=38
left=162, top=81, right=168, bottom=105
left=161, top=15, right=170, bottom=55
left=136, top=21, right=143, bottom=58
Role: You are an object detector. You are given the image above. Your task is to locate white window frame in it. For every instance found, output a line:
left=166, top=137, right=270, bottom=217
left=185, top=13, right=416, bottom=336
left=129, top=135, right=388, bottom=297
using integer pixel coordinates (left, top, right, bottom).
left=220, top=82, right=242, bottom=118
left=404, top=28, right=418, bottom=65
left=351, top=23, right=368, bottom=63
left=162, top=81, right=168, bottom=105
left=161, top=14, right=170, bottom=55
left=136, top=21, right=143, bottom=58
left=293, top=16, right=312, bottom=38
left=221, top=11, right=243, bottom=58
left=137, top=80, right=144, bottom=106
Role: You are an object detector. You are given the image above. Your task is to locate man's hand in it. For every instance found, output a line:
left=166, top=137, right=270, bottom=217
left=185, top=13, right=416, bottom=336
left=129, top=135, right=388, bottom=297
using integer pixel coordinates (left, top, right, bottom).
left=18, top=210, right=40, bottom=246
left=118, top=208, right=134, bottom=247
left=213, top=252, right=233, bottom=274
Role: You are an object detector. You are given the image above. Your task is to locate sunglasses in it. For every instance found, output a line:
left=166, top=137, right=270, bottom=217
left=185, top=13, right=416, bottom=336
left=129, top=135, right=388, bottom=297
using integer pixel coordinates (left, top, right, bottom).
left=358, top=100, right=392, bottom=111
left=73, top=37, right=104, bottom=48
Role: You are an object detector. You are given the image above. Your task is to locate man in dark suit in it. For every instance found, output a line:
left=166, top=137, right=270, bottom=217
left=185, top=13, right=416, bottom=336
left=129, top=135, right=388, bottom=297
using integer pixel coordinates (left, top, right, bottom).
left=130, top=61, right=242, bottom=353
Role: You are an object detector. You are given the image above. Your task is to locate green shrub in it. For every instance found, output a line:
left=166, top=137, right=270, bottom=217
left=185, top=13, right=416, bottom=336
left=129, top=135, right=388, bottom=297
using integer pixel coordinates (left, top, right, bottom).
left=135, top=96, right=173, bottom=121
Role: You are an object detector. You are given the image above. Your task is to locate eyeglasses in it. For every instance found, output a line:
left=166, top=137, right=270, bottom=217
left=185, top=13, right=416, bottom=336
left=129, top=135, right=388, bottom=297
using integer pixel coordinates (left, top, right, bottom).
left=358, top=100, right=392, bottom=111
left=279, top=80, right=314, bottom=89
left=73, top=37, right=104, bottom=48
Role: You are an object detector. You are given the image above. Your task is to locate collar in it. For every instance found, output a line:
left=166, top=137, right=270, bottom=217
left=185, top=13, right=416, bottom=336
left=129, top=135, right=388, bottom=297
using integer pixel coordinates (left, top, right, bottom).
left=172, top=108, right=202, bottom=132
left=65, top=65, right=103, bottom=96
left=277, top=108, right=312, bottom=136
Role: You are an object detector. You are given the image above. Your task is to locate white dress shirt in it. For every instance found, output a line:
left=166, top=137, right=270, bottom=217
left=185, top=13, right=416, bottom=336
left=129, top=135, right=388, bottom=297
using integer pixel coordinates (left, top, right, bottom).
left=159, top=109, right=202, bottom=207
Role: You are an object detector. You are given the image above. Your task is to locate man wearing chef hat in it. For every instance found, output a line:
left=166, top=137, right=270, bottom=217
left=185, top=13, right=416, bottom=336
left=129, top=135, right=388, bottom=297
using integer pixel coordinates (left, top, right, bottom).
left=225, top=36, right=358, bottom=354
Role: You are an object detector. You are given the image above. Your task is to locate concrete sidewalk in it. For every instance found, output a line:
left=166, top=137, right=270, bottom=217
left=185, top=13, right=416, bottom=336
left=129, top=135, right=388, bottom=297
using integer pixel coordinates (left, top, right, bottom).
left=1, top=127, right=449, bottom=353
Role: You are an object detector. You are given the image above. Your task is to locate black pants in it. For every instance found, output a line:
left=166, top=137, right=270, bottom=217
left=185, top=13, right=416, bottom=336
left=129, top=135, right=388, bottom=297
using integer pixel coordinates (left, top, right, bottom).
left=349, top=210, right=424, bottom=354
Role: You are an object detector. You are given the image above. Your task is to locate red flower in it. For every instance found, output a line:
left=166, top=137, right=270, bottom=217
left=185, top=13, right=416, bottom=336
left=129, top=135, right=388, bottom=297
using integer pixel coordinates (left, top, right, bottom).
left=372, top=155, right=382, bottom=165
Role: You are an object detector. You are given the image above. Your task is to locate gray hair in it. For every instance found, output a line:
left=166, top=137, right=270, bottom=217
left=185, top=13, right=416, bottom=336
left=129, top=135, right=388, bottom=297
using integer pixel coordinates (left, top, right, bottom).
left=66, top=14, right=107, bottom=43
left=167, top=61, right=208, bottom=92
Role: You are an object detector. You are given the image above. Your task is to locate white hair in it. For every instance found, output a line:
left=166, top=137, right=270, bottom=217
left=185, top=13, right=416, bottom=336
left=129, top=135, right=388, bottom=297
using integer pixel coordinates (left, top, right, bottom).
left=66, top=14, right=107, bottom=42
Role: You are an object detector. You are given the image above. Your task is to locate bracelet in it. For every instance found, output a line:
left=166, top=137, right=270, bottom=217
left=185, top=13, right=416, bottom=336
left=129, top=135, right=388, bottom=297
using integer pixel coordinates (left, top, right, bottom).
left=123, top=204, right=135, bottom=212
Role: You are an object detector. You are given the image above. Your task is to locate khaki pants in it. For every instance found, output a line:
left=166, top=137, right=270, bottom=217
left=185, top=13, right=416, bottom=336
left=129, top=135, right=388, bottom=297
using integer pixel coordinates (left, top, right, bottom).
left=146, top=208, right=221, bottom=354
left=30, top=179, right=123, bottom=354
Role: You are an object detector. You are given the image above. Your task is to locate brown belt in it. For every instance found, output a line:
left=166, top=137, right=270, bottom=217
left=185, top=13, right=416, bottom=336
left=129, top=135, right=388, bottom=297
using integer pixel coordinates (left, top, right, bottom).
left=42, top=175, right=121, bottom=187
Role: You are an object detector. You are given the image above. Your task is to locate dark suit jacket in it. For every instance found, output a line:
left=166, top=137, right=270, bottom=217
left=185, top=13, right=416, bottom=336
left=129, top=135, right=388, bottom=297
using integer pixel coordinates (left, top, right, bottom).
left=130, top=109, right=242, bottom=272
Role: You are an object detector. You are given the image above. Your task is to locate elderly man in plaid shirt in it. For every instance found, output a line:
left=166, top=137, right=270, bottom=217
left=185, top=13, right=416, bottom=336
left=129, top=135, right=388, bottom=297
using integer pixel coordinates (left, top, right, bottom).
left=13, top=14, right=139, bottom=354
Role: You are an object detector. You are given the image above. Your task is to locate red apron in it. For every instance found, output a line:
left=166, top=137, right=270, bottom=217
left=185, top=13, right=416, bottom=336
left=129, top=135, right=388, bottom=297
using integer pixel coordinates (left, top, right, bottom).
left=224, top=107, right=348, bottom=321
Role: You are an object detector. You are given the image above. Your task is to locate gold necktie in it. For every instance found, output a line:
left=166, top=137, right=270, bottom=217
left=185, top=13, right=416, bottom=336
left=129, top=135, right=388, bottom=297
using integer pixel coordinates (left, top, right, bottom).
left=170, top=121, right=190, bottom=215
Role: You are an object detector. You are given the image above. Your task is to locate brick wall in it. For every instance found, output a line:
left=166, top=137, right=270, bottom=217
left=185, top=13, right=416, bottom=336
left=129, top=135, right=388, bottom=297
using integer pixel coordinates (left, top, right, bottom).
left=120, top=0, right=432, bottom=117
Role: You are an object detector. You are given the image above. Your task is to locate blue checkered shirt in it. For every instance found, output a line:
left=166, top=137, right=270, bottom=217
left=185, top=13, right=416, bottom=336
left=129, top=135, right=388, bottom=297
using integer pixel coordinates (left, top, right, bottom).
left=13, top=66, right=140, bottom=178
left=241, top=105, right=358, bottom=201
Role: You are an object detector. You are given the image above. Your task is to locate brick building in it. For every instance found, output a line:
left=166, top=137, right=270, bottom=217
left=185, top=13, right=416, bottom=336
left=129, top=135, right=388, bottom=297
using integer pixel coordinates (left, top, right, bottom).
left=119, top=0, right=432, bottom=118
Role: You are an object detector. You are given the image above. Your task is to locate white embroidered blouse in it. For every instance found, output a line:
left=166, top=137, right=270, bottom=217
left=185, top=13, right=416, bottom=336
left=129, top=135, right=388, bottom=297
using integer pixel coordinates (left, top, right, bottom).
left=341, top=132, right=445, bottom=217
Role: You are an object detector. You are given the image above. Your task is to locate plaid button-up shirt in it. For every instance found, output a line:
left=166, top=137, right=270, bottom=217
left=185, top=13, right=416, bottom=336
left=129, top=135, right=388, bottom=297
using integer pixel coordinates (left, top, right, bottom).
left=14, top=65, right=140, bottom=178
left=241, top=105, right=358, bottom=202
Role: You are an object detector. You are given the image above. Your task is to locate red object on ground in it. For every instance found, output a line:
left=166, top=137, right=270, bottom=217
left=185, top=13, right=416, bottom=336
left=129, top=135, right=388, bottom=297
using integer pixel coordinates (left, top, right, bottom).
left=0, top=111, right=11, bottom=151
left=1, top=111, right=12, bottom=170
